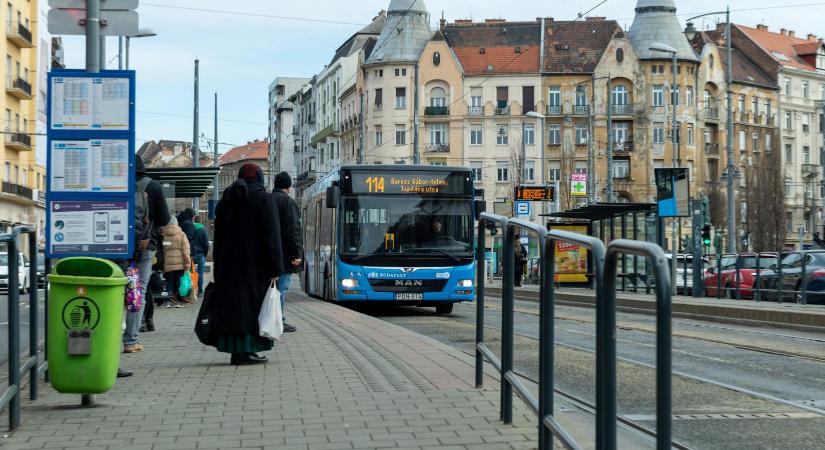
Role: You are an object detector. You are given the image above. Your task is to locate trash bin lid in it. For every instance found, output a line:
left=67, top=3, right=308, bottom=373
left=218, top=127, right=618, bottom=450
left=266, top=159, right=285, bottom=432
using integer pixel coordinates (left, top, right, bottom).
left=48, top=257, right=128, bottom=286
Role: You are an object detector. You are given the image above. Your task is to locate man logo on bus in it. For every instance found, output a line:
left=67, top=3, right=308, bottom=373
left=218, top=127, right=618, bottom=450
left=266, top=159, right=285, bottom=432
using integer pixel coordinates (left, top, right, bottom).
left=395, top=280, right=423, bottom=287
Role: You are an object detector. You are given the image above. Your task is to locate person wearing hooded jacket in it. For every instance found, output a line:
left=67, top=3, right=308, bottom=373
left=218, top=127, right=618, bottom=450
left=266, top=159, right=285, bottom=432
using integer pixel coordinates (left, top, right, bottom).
left=211, top=163, right=283, bottom=365
left=271, top=171, right=302, bottom=333
left=162, top=216, right=192, bottom=306
left=192, top=216, right=210, bottom=296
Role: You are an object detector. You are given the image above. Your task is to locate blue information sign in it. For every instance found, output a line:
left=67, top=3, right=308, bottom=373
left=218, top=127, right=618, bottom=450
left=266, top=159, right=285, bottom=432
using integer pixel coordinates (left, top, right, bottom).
left=46, top=69, right=136, bottom=259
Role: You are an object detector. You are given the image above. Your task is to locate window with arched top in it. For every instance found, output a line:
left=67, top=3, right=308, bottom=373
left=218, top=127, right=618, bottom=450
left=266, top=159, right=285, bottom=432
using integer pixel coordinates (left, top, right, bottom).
left=433, top=51, right=441, bottom=66
left=612, top=85, right=628, bottom=105
left=430, top=87, right=447, bottom=107
left=616, top=48, right=624, bottom=63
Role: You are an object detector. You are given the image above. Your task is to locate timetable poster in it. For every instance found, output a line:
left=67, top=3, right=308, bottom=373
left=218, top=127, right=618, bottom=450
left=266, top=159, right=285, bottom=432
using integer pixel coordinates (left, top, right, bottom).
left=49, top=200, right=130, bottom=256
left=50, top=139, right=129, bottom=193
left=51, top=76, right=131, bottom=130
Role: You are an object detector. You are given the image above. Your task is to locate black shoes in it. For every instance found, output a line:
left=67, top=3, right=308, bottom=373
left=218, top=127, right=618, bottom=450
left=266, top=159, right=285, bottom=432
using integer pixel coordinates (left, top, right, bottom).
left=230, top=353, right=268, bottom=365
left=117, top=368, right=133, bottom=378
left=283, top=323, right=297, bottom=333
left=139, top=321, right=155, bottom=333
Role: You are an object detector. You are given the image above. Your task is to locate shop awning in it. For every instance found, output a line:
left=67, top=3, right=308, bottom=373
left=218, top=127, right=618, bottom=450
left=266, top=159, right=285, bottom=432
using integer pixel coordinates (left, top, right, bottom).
left=144, top=167, right=221, bottom=198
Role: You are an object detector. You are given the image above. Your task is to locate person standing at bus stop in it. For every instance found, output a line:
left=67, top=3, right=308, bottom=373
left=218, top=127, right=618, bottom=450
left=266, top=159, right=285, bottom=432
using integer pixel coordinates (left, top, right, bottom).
left=272, top=171, right=302, bottom=333
left=514, top=239, right=527, bottom=287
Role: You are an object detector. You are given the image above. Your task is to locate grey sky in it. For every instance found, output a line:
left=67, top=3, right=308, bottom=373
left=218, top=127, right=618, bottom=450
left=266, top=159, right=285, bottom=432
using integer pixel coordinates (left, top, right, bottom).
left=56, top=0, right=825, bottom=154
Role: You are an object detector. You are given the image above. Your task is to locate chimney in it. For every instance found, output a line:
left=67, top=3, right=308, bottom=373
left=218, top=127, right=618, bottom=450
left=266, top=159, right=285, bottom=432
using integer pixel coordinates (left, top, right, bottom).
left=808, top=34, right=818, bottom=42
left=756, top=24, right=768, bottom=31
left=789, top=30, right=795, bottom=38
left=780, top=28, right=787, bottom=36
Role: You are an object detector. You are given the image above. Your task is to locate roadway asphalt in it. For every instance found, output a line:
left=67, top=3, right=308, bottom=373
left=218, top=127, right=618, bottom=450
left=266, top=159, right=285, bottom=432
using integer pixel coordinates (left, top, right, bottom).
left=355, top=297, right=825, bottom=449
left=0, top=290, right=45, bottom=366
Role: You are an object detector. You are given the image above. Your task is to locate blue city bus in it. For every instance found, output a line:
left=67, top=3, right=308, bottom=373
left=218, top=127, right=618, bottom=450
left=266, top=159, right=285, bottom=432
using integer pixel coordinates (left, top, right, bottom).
left=301, top=165, right=481, bottom=314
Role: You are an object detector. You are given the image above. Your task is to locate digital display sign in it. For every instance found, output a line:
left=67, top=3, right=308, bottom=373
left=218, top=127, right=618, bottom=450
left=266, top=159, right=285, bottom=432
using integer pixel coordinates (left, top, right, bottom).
left=515, top=185, right=554, bottom=201
left=346, top=170, right=472, bottom=195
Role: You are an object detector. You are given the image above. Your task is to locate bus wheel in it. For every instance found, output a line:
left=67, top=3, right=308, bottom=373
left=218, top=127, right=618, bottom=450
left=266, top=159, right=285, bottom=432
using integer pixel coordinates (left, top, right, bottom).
left=435, top=303, right=453, bottom=314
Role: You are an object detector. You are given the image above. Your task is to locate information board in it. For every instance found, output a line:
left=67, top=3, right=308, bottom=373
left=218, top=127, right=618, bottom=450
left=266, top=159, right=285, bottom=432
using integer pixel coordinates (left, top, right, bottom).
left=514, top=185, right=554, bottom=201
left=48, top=200, right=130, bottom=256
left=50, top=139, right=130, bottom=193
left=655, top=168, right=690, bottom=217
left=50, top=76, right=131, bottom=131
left=47, top=69, right=135, bottom=259
left=347, top=170, right=472, bottom=195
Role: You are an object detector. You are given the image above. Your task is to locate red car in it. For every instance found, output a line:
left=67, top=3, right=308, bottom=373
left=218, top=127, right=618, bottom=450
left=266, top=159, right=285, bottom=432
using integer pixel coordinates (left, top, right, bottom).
left=704, top=253, right=779, bottom=298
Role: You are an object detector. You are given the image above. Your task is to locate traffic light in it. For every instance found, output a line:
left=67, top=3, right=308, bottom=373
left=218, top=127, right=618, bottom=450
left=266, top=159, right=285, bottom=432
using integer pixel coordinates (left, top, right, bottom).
left=702, top=224, right=712, bottom=246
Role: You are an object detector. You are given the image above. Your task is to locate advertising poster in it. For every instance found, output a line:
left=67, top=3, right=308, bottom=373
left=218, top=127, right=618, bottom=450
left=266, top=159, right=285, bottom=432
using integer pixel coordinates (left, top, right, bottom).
left=49, top=200, right=130, bottom=256
left=548, top=223, right=590, bottom=283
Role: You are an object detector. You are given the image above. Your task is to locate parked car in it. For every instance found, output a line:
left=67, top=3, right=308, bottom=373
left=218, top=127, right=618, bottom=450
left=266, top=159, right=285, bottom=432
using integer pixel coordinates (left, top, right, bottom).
left=666, top=254, right=711, bottom=295
left=704, top=253, right=778, bottom=299
left=0, top=252, right=30, bottom=293
left=756, top=252, right=825, bottom=304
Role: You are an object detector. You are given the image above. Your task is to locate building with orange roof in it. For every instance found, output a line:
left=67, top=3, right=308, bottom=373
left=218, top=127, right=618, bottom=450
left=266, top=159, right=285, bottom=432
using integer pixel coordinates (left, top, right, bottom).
left=732, top=23, right=825, bottom=247
left=218, top=139, right=269, bottom=194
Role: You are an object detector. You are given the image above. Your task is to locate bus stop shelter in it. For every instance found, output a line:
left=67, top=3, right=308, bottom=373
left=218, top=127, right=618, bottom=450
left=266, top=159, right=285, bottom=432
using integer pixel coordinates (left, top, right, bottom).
left=144, top=167, right=221, bottom=198
left=542, top=203, right=659, bottom=292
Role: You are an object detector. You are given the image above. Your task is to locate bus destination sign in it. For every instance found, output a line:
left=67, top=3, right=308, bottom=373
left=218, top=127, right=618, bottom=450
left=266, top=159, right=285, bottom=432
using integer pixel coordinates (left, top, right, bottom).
left=515, top=185, right=554, bottom=201
left=349, top=171, right=471, bottom=195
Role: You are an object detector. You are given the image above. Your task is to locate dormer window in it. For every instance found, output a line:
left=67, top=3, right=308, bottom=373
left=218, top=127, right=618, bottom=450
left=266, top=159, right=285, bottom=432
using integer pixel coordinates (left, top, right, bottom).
left=479, top=47, right=486, bottom=54
left=515, top=47, right=521, bottom=54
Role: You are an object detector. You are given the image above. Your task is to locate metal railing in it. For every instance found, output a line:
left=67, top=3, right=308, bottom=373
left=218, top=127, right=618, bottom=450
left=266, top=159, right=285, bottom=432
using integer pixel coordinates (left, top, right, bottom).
left=475, top=213, right=673, bottom=450
left=573, top=105, right=589, bottom=115
left=424, top=106, right=449, bottom=116
left=6, top=76, right=31, bottom=96
left=6, top=22, right=31, bottom=45
left=0, top=226, right=45, bottom=431
left=1, top=181, right=33, bottom=199
left=611, top=104, right=633, bottom=115
left=468, top=106, right=484, bottom=116
left=546, top=105, right=562, bottom=115
left=704, top=107, right=719, bottom=119
left=424, top=143, right=450, bottom=153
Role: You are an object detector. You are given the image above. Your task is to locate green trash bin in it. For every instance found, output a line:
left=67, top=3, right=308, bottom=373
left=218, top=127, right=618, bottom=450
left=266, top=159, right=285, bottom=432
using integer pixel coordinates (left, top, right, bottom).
left=47, top=257, right=128, bottom=394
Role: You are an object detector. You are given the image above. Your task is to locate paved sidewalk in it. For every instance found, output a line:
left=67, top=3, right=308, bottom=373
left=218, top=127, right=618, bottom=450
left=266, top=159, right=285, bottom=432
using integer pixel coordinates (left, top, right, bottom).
left=1, top=294, right=538, bottom=450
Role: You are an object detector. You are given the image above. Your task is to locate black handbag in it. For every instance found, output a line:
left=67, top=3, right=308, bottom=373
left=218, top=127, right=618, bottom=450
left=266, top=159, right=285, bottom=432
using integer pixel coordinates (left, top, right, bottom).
left=195, top=282, right=217, bottom=346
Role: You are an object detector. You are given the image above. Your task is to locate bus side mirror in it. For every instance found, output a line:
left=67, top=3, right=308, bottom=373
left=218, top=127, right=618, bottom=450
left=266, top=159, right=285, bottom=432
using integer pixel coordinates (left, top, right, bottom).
left=474, top=200, right=486, bottom=220
left=325, top=186, right=338, bottom=208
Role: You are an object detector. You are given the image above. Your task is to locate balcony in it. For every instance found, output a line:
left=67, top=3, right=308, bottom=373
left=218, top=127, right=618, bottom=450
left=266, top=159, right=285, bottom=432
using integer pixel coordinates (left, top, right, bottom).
left=6, top=22, right=32, bottom=48
left=522, top=104, right=536, bottom=115
left=5, top=132, right=31, bottom=151
left=802, top=163, right=820, bottom=178
left=425, top=143, right=450, bottom=153
left=495, top=106, right=511, bottom=115
left=573, top=105, right=589, bottom=115
left=468, top=106, right=484, bottom=116
left=611, top=104, right=633, bottom=115
left=296, top=170, right=317, bottom=186
left=424, top=106, right=449, bottom=116
left=739, top=112, right=750, bottom=123
left=613, top=141, right=634, bottom=153
left=6, top=76, right=31, bottom=99
left=546, top=105, right=562, bottom=116
left=704, top=107, right=719, bottom=120
left=1, top=181, right=32, bottom=200
left=704, top=143, right=720, bottom=156
left=766, top=114, right=775, bottom=126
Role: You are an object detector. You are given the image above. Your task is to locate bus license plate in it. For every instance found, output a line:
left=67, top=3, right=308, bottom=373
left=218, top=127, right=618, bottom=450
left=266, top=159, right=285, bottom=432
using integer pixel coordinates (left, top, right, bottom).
left=395, top=293, right=423, bottom=300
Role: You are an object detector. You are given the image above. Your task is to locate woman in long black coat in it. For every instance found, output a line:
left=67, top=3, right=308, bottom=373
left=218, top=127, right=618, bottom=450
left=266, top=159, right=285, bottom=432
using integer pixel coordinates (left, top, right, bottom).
left=211, top=163, right=283, bottom=365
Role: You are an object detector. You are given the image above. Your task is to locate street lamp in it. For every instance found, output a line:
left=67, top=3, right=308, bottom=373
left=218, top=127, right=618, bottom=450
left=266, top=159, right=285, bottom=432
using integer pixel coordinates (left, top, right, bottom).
left=649, top=42, right=680, bottom=296
left=120, top=28, right=158, bottom=70
left=684, top=7, right=735, bottom=252
left=525, top=111, right=548, bottom=216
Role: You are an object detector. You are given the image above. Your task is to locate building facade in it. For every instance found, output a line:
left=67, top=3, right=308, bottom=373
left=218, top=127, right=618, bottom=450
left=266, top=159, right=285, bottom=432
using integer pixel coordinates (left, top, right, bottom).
left=268, top=77, right=310, bottom=193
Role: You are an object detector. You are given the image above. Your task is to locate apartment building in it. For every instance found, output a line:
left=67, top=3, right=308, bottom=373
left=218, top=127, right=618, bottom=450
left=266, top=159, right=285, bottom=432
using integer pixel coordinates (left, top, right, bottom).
left=0, top=0, right=44, bottom=236
left=268, top=77, right=310, bottom=191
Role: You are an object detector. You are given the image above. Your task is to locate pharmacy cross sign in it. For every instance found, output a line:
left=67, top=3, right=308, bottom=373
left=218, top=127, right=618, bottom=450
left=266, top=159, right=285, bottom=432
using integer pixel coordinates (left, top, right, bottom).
left=570, top=173, right=587, bottom=197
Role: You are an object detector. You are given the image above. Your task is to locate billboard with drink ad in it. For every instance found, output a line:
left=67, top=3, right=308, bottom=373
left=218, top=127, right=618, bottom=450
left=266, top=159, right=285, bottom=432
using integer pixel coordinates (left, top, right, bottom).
left=548, top=223, right=589, bottom=283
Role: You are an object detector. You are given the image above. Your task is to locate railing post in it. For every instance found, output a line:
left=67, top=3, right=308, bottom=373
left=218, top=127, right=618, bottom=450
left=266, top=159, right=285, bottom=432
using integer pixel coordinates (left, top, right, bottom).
left=778, top=252, right=784, bottom=304
left=735, top=255, right=742, bottom=301
left=501, top=225, right=515, bottom=424
left=755, top=254, right=761, bottom=302
left=801, top=251, right=808, bottom=305
left=716, top=250, right=722, bottom=299
left=538, top=236, right=554, bottom=450
left=7, top=239, right=20, bottom=430
left=44, top=257, right=50, bottom=383
left=475, top=220, right=486, bottom=388
left=654, top=251, right=672, bottom=450
left=27, top=231, right=37, bottom=400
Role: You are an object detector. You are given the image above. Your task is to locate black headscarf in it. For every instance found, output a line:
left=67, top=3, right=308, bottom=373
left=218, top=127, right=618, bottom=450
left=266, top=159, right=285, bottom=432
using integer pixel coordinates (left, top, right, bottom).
left=238, top=163, right=264, bottom=187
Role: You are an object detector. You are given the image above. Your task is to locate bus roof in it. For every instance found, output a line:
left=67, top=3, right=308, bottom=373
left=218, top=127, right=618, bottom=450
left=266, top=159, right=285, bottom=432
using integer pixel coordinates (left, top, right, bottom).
left=341, top=164, right=471, bottom=173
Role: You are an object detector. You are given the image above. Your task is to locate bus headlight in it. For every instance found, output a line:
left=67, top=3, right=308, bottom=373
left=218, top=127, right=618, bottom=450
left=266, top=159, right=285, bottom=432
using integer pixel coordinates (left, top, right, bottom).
left=458, top=279, right=473, bottom=288
left=341, top=278, right=359, bottom=288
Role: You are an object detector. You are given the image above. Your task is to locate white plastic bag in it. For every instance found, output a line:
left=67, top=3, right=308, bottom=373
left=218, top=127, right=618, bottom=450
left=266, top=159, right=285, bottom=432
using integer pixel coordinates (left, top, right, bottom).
left=258, top=280, right=283, bottom=341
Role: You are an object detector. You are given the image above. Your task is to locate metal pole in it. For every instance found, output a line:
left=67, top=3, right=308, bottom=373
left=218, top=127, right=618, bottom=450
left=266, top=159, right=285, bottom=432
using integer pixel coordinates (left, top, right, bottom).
left=671, top=51, right=678, bottom=296
left=475, top=220, right=486, bottom=388
left=540, top=116, right=546, bottom=217
left=588, top=74, right=595, bottom=204
left=413, top=64, right=420, bottom=164
left=193, top=59, right=200, bottom=212
left=99, top=35, right=105, bottom=70
left=213, top=92, right=219, bottom=203
left=7, top=244, right=20, bottom=430
left=118, top=37, right=123, bottom=70
left=85, top=0, right=101, bottom=72
left=725, top=7, right=736, bottom=253
left=607, top=74, right=613, bottom=202
left=501, top=226, right=514, bottom=424
left=125, top=37, right=130, bottom=70
left=359, top=92, right=365, bottom=164
left=520, top=122, right=526, bottom=188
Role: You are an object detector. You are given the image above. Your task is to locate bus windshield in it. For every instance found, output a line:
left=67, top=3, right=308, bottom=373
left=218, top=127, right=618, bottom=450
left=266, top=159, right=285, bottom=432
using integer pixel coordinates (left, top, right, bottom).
left=341, top=195, right=473, bottom=262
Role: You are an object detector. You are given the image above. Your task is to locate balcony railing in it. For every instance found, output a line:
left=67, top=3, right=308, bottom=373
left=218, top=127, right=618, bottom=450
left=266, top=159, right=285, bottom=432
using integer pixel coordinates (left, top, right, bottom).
left=613, top=141, right=633, bottom=153
left=802, top=163, right=821, bottom=178
left=1, top=181, right=32, bottom=200
left=468, top=106, right=484, bottom=116
left=425, top=143, right=450, bottom=153
left=6, top=22, right=32, bottom=48
left=611, top=104, right=633, bottom=115
left=522, top=104, right=536, bottom=115
left=5, top=132, right=31, bottom=150
left=739, top=112, right=750, bottom=123
left=546, top=105, right=562, bottom=116
left=704, top=143, right=720, bottom=156
left=6, top=76, right=31, bottom=99
left=424, top=106, right=449, bottom=116
left=704, top=108, right=719, bottom=120
left=495, top=105, right=510, bottom=115
left=573, top=105, right=589, bottom=115
left=296, top=170, right=317, bottom=184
